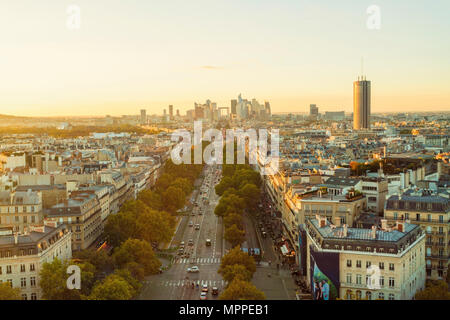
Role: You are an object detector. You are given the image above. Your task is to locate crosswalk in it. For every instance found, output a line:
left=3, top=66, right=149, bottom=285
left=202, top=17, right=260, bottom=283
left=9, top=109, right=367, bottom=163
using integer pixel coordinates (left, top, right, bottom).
left=148, top=279, right=227, bottom=288
left=174, top=257, right=221, bottom=265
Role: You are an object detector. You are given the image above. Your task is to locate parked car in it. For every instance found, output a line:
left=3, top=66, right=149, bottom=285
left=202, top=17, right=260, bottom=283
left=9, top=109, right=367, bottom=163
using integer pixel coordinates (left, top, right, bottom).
left=202, top=284, right=208, bottom=292
left=188, top=239, right=194, bottom=246
left=205, top=239, right=211, bottom=246
left=212, top=287, right=219, bottom=295
left=200, top=292, right=207, bottom=300
left=189, top=221, right=193, bottom=227
left=195, top=224, right=200, bottom=230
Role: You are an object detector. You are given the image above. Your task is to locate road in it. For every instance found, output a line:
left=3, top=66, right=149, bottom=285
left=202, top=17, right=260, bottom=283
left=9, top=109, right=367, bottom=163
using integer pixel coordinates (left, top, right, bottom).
left=139, top=164, right=225, bottom=300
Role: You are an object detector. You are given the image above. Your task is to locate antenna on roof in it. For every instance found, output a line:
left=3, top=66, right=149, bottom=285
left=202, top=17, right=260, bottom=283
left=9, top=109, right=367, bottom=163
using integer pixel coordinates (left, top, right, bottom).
left=361, top=57, right=365, bottom=80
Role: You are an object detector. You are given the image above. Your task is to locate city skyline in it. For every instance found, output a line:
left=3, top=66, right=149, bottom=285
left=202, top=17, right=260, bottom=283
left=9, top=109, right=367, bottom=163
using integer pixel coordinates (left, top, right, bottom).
left=1, top=0, right=449, bottom=117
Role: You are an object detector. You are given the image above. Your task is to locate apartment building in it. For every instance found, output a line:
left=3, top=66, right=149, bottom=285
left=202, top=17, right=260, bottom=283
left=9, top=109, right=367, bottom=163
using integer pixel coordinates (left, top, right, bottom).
left=0, top=220, right=72, bottom=300
left=48, top=192, right=102, bottom=251
left=299, top=189, right=367, bottom=227
left=0, top=190, right=43, bottom=232
left=303, top=216, right=425, bottom=300
left=385, top=188, right=450, bottom=280
left=361, top=177, right=388, bottom=214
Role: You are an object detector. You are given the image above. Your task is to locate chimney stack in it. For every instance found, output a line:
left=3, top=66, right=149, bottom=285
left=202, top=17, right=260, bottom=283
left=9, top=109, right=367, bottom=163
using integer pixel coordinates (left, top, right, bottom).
left=334, top=216, right=341, bottom=227
left=381, top=219, right=388, bottom=231
left=396, top=221, right=404, bottom=232
left=343, top=224, right=348, bottom=237
left=371, top=225, right=377, bottom=239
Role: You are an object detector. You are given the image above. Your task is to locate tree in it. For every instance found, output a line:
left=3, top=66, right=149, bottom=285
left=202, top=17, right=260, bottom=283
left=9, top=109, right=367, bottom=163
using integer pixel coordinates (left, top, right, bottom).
left=415, top=280, right=450, bottom=300
left=113, top=239, right=161, bottom=275
left=39, top=259, right=81, bottom=300
left=219, top=246, right=256, bottom=277
left=161, top=186, right=185, bottom=213
left=137, top=189, right=163, bottom=210
left=103, top=210, right=139, bottom=247
left=215, top=176, right=234, bottom=196
left=136, top=208, right=175, bottom=244
left=113, top=268, right=142, bottom=293
left=238, top=183, right=260, bottom=210
left=219, top=264, right=252, bottom=283
left=224, top=224, right=245, bottom=247
left=88, top=274, right=134, bottom=300
left=0, top=282, right=21, bottom=300
left=171, top=177, right=194, bottom=195
left=72, top=249, right=113, bottom=274
left=224, top=212, right=244, bottom=229
left=219, top=279, right=265, bottom=300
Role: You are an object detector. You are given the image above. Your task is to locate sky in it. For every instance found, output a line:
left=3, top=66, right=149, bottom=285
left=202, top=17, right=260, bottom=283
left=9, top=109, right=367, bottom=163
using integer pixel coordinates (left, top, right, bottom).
left=0, top=0, right=449, bottom=117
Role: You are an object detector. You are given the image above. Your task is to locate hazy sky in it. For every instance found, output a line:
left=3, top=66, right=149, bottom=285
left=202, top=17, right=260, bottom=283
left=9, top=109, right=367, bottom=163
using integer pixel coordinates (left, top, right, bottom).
left=1, top=0, right=449, bottom=117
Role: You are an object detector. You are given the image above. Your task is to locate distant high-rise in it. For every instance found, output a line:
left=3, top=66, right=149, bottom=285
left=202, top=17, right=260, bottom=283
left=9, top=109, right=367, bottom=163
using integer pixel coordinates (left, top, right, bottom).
left=310, top=104, right=318, bottom=117
left=140, top=109, right=146, bottom=124
left=231, top=99, right=237, bottom=115
left=169, top=105, right=174, bottom=120
left=176, top=109, right=180, bottom=117
left=264, top=101, right=271, bottom=116
left=353, top=76, right=371, bottom=130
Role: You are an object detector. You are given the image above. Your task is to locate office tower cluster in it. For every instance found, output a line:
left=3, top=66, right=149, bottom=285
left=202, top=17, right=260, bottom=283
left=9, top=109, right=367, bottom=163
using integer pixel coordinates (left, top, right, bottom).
left=229, top=94, right=271, bottom=121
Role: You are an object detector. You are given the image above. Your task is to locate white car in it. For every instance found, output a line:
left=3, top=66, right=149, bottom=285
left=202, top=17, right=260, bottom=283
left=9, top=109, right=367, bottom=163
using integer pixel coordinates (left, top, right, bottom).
left=200, top=292, right=207, bottom=300
left=187, top=266, right=199, bottom=273
left=202, top=284, right=208, bottom=292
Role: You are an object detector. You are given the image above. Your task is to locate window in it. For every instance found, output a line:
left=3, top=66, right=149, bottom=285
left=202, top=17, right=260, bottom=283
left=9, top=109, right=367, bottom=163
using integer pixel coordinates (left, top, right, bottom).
left=380, top=276, right=385, bottom=287
left=389, top=277, right=395, bottom=288
left=22, top=294, right=27, bottom=300
left=379, top=262, right=384, bottom=270
left=7, top=279, right=12, bottom=287
left=30, top=263, right=35, bottom=272
left=31, top=216, right=35, bottom=223
left=20, top=277, right=26, bottom=288
left=356, top=274, right=362, bottom=285
left=20, top=264, right=25, bottom=272
left=416, top=214, right=420, bottom=221
left=30, top=277, right=36, bottom=287
left=356, top=260, right=361, bottom=268
left=389, top=263, right=395, bottom=271
left=0, top=266, right=2, bottom=275
left=393, top=212, right=398, bottom=220
left=388, top=294, right=395, bottom=300
left=356, top=290, right=362, bottom=300
left=347, top=260, right=352, bottom=267
left=346, top=273, right=352, bottom=284
left=366, top=291, right=372, bottom=300
left=31, top=293, right=37, bottom=300
left=366, top=261, right=371, bottom=268
left=6, top=265, right=12, bottom=274
left=378, top=292, right=384, bottom=300
left=439, top=215, right=444, bottom=223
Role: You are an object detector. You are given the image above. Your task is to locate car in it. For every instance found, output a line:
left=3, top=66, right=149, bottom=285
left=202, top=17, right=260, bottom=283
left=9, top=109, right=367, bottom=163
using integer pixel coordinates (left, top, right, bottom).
left=187, top=266, right=199, bottom=273
left=195, top=224, right=200, bottom=230
left=202, top=284, right=208, bottom=292
left=205, top=239, right=211, bottom=246
left=189, top=221, right=193, bottom=227
left=178, top=248, right=184, bottom=255
left=212, top=287, right=219, bottom=295
left=200, top=292, right=207, bottom=300
left=188, top=239, right=194, bottom=246
left=180, top=241, right=185, bottom=246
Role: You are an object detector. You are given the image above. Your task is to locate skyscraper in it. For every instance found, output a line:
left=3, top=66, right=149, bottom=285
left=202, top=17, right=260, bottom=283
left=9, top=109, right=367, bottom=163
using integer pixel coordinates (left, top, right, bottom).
left=169, top=105, right=173, bottom=120
left=231, top=99, right=237, bottom=115
left=310, top=104, right=318, bottom=117
left=140, top=109, right=146, bottom=124
left=353, top=76, right=371, bottom=130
